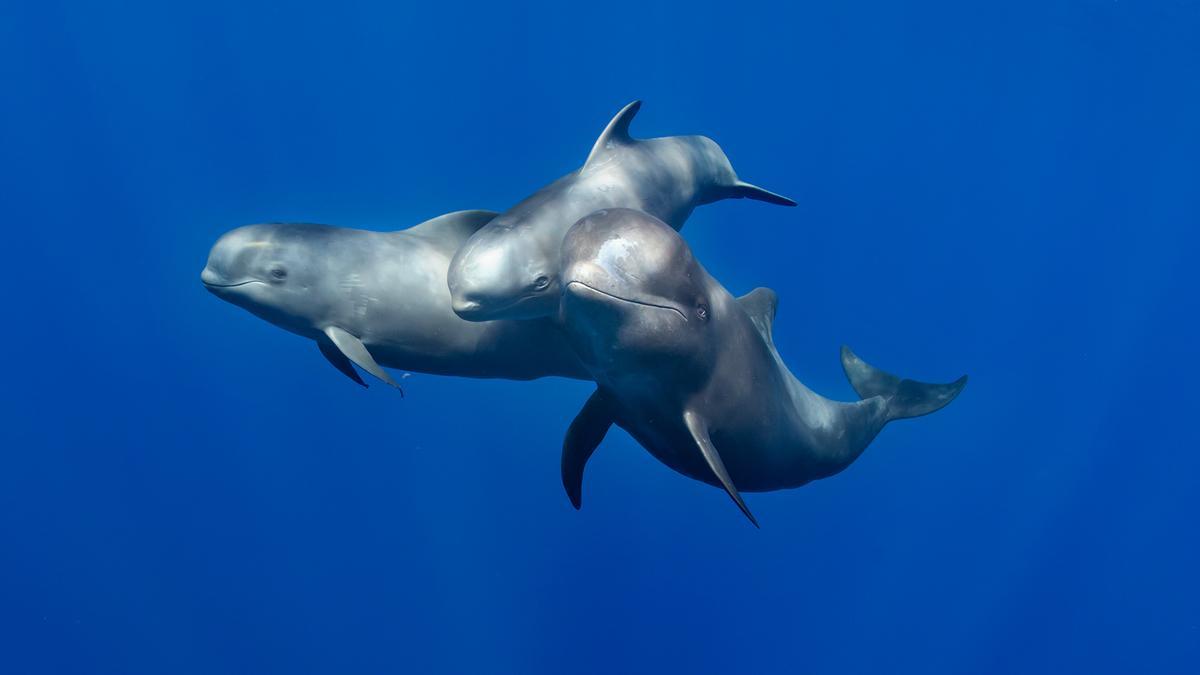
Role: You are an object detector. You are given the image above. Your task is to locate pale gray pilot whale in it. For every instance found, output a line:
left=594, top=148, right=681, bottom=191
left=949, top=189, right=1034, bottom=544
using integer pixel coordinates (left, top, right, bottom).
left=556, top=208, right=967, bottom=526
left=447, top=100, right=796, bottom=322
left=201, top=211, right=589, bottom=391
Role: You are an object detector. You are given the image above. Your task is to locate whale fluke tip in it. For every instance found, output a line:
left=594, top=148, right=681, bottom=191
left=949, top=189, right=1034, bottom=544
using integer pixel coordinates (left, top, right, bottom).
left=840, top=346, right=966, bottom=421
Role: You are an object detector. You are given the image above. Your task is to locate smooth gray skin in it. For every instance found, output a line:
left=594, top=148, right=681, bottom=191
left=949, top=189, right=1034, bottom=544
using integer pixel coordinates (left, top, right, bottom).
left=557, top=208, right=967, bottom=526
left=447, top=100, right=796, bottom=322
left=201, top=211, right=589, bottom=389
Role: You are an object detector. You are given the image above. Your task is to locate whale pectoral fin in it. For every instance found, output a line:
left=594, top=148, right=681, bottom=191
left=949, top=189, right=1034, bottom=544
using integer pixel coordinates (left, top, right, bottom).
left=323, top=326, right=403, bottom=396
left=561, top=388, right=615, bottom=510
left=683, top=410, right=759, bottom=528
left=728, top=180, right=797, bottom=207
left=583, top=100, right=642, bottom=170
left=318, top=338, right=368, bottom=388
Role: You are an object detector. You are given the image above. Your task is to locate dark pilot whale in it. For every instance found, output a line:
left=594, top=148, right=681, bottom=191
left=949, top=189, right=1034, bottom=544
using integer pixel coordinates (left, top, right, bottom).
left=447, top=100, right=796, bottom=322
left=556, top=208, right=967, bottom=526
left=201, top=210, right=588, bottom=391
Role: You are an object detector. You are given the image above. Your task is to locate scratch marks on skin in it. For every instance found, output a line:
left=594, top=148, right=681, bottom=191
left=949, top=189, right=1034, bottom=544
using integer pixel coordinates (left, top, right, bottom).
left=340, top=272, right=374, bottom=320
left=567, top=139, right=714, bottom=221
left=579, top=145, right=626, bottom=177
left=465, top=245, right=510, bottom=278
left=596, top=236, right=638, bottom=281
left=791, top=385, right=839, bottom=433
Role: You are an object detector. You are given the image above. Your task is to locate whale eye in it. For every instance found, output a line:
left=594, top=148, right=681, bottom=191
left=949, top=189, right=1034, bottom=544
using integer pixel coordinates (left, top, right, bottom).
left=695, top=304, right=709, bottom=321
left=533, top=275, right=550, bottom=291
left=270, top=267, right=288, bottom=281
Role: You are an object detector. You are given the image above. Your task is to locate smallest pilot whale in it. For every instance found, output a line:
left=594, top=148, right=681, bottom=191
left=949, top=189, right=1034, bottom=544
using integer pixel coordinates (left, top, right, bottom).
left=448, top=100, right=795, bottom=322
left=201, top=211, right=589, bottom=391
left=556, top=208, right=966, bottom=526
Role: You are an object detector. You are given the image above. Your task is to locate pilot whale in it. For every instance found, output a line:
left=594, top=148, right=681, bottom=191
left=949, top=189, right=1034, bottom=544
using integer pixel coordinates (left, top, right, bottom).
left=201, top=210, right=589, bottom=390
left=447, top=100, right=795, bottom=322
left=556, top=208, right=967, bottom=526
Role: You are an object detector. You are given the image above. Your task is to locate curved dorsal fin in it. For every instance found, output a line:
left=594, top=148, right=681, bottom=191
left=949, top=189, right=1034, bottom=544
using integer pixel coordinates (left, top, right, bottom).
left=403, top=209, right=499, bottom=243
left=583, top=100, right=642, bottom=170
left=737, top=287, right=778, bottom=345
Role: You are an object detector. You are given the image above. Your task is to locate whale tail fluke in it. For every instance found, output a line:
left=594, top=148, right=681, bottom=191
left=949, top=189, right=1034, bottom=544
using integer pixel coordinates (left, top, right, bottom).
left=727, top=180, right=797, bottom=207
left=840, top=346, right=966, bottom=421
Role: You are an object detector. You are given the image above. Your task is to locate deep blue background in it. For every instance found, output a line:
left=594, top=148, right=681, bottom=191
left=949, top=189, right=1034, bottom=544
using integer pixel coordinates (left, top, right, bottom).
left=2, top=1, right=1197, bottom=673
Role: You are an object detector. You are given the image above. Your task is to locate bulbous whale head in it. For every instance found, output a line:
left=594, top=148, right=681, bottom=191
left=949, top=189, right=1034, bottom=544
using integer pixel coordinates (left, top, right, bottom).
left=201, top=223, right=338, bottom=337
left=445, top=101, right=794, bottom=323
left=447, top=220, right=559, bottom=321
left=559, top=208, right=715, bottom=371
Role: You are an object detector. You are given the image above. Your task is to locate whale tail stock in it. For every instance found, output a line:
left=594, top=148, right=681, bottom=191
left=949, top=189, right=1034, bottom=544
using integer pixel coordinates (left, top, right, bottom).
left=840, top=346, right=966, bottom=422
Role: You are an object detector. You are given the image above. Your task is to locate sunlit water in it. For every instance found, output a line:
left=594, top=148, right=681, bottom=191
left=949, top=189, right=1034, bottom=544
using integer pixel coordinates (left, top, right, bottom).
left=2, top=2, right=1197, bottom=673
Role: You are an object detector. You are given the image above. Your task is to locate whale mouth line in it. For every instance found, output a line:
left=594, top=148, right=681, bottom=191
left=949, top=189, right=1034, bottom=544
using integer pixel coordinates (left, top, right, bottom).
left=203, top=279, right=265, bottom=289
left=565, top=281, right=687, bottom=321
left=454, top=288, right=546, bottom=318
left=454, top=294, right=523, bottom=318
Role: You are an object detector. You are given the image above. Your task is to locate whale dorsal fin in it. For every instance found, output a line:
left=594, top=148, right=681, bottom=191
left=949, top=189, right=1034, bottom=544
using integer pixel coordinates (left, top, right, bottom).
left=737, top=287, right=778, bottom=346
left=324, top=326, right=403, bottom=395
left=683, top=410, right=758, bottom=527
left=561, top=388, right=616, bottom=510
left=583, top=100, right=642, bottom=170
left=404, top=210, right=499, bottom=243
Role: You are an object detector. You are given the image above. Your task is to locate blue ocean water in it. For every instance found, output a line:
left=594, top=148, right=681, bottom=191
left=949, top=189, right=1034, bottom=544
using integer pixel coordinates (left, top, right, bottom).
left=2, top=1, right=1197, bottom=673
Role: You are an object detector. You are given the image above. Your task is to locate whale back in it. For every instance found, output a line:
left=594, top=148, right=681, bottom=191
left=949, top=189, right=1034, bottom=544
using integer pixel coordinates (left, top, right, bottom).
left=582, top=101, right=796, bottom=208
